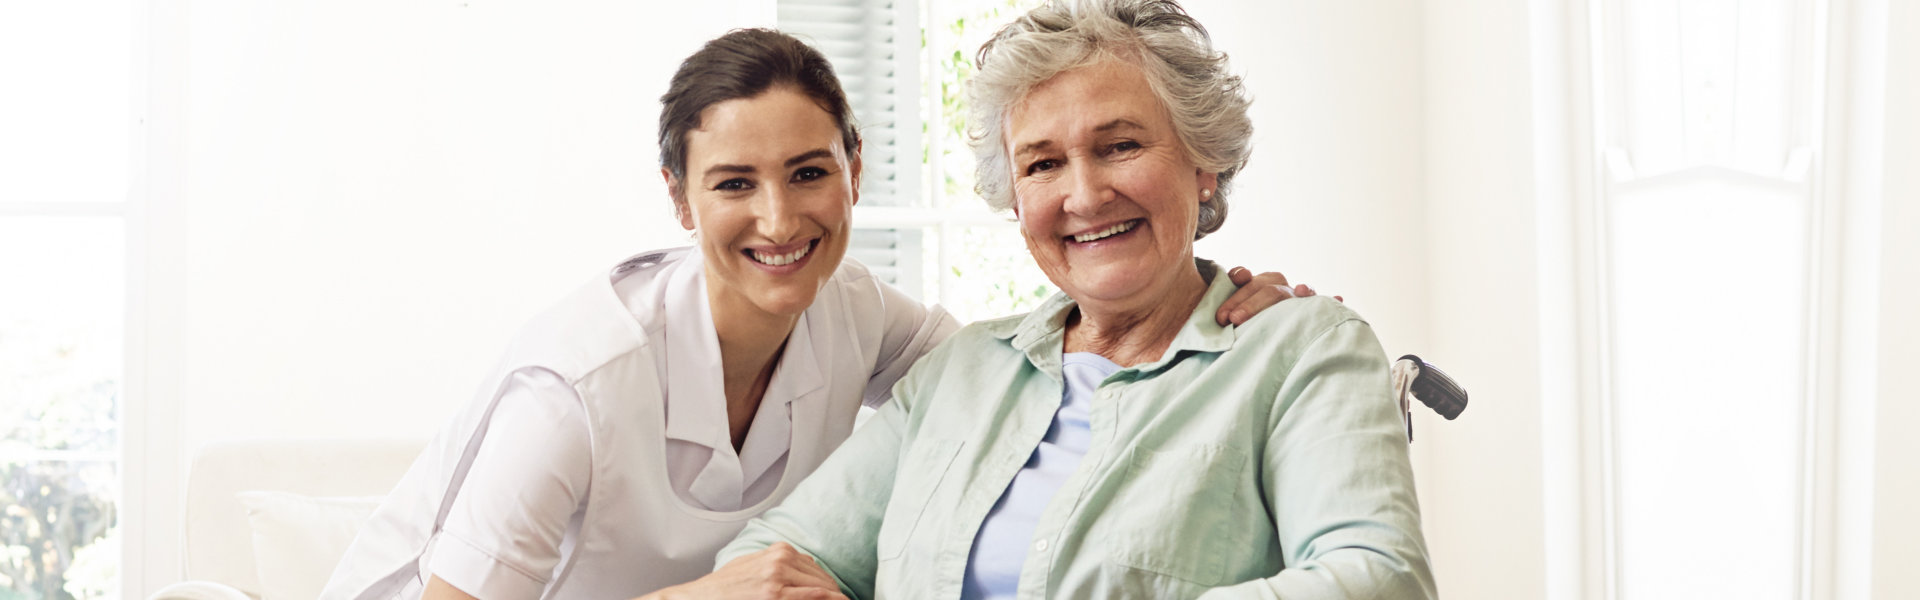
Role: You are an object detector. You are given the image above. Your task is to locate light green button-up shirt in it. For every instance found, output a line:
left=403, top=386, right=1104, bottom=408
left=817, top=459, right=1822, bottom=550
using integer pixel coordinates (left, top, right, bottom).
left=718, top=261, right=1436, bottom=599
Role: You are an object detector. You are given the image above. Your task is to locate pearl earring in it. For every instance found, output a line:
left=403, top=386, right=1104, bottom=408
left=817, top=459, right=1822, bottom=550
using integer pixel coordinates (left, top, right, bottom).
left=1201, top=189, right=1214, bottom=200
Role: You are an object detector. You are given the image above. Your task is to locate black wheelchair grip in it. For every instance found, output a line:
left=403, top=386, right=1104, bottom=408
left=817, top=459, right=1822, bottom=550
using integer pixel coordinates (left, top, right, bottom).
left=1398, top=354, right=1468, bottom=420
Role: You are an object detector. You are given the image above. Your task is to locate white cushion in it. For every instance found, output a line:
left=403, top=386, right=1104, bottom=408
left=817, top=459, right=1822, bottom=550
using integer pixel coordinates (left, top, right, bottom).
left=234, top=491, right=384, bottom=600
left=183, top=438, right=425, bottom=595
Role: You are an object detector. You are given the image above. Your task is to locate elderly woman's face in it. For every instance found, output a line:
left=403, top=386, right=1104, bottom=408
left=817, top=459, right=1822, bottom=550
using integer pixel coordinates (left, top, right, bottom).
left=1006, top=59, right=1218, bottom=310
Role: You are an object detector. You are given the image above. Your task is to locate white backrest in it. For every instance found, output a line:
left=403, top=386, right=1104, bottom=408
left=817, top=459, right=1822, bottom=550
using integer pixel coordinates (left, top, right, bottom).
left=182, top=438, right=426, bottom=594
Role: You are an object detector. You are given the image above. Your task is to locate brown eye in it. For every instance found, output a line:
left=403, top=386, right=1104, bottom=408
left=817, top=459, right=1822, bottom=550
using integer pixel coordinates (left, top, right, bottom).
left=713, top=178, right=752, bottom=192
left=792, top=166, right=829, bottom=182
left=1026, top=159, right=1059, bottom=175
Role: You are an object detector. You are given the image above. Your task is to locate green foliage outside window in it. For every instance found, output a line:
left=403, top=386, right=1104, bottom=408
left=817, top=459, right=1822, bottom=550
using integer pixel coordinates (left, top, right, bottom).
left=0, top=314, right=120, bottom=600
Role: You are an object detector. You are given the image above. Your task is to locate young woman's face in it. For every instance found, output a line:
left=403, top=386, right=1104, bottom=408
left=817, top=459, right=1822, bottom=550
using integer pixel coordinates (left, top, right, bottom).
left=669, top=86, right=860, bottom=321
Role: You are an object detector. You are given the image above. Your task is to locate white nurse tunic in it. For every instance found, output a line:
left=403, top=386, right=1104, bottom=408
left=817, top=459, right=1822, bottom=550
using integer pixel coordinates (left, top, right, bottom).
left=321, top=246, right=957, bottom=599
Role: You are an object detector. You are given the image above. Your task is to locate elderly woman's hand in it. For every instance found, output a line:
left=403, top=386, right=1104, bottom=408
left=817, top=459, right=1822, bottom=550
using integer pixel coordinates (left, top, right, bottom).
left=638, top=543, right=847, bottom=600
left=1215, top=266, right=1343, bottom=326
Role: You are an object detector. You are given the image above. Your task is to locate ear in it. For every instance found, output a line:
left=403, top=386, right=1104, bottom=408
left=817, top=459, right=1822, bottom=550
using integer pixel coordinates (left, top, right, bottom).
left=848, top=142, right=864, bottom=207
left=663, top=167, right=695, bottom=231
left=1197, top=171, right=1221, bottom=204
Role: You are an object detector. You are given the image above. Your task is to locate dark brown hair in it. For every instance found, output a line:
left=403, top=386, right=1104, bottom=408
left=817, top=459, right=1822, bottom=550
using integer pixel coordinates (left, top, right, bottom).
left=658, top=28, right=860, bottom=200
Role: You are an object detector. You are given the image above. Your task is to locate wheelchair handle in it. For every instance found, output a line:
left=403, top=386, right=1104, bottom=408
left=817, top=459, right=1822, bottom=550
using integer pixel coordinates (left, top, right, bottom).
left=1396, top=354, right=1468, bottom=420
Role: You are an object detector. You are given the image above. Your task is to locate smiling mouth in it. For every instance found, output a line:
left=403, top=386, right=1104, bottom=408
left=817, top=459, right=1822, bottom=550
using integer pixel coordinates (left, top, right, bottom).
left=1068, top=219, right=1141, bottom=243
left=746, top=239, right=819, bottom=266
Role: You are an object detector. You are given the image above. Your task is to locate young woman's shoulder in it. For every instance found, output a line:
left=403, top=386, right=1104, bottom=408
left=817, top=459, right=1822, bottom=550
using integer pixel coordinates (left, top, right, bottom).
left=497, top=248, right=692, bottom=383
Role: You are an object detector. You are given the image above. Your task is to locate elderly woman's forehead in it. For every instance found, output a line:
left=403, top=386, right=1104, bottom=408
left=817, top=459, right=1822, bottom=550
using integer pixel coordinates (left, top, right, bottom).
left=1010, top=62, right=1164, bottom=123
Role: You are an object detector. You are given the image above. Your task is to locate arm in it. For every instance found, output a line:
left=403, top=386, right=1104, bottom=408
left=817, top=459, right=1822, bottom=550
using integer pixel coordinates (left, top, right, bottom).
left=427, top=370, right=594, bottom=599
left=423, top=577, right=479, bottom=600
left=1200, top=319, right=1436, bottom=599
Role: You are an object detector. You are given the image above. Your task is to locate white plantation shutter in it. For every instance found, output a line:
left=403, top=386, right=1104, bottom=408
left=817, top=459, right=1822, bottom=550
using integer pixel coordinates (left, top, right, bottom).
left=778, top=0, right=926, bottom=296
left=847, top=227, right=924, bottom=293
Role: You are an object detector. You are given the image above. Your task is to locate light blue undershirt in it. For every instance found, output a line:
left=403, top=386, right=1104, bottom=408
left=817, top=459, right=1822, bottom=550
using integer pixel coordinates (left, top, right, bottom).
left=960, top=352, right=1121, bottom=599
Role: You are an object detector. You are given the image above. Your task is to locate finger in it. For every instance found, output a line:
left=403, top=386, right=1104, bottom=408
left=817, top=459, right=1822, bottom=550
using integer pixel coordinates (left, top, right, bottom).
left=774, top=547, right=841, bottom=591
left=1294, top=284, right=1315, bottom=297
left=781, top=561, right=840, bottom=592
left=1216, top=293, right=1247, bottom=326
left=1223, top=285, right=1297, bottom=326
left=1244, top=270, right=1291, bottom=288
left=1227, top=265, right=1254, bottom=286
left=1240, top=286, right=1299, bottom=325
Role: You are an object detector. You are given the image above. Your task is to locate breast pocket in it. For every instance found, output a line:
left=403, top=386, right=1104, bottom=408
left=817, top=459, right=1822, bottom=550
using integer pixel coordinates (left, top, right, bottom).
left=876, top=438, right=964, bottom=561
left=1107, top=443, right=1249, bottom=585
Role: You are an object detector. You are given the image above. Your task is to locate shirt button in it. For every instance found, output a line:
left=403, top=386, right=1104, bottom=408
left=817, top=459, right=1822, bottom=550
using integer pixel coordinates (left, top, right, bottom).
left=1034, top=539, right=1050, bottom=552
left=1099, top=389, right=1115, bottom=401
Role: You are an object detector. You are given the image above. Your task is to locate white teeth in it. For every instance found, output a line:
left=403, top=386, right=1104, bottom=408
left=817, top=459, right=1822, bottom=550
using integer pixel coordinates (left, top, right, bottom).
left=751, top=243, right=812, bottom=266
left=1073, top=220, right=1137, bottom=243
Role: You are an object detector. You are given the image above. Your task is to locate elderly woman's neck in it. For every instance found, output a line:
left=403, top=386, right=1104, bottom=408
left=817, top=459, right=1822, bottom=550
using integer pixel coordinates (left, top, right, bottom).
left=1063, top=268, right=1209, bottom=368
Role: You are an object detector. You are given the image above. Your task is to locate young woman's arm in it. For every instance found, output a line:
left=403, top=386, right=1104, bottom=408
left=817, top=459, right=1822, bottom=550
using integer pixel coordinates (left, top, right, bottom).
left=422, top=369, right=594, bottom=599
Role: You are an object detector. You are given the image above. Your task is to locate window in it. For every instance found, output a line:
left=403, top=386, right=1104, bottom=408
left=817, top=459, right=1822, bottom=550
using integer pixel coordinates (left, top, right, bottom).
left=1588, top=0, right=1823, bottom=597
left=780, top=0, right=1053, bottom=322
left=0, top=3, right=136, bottom=599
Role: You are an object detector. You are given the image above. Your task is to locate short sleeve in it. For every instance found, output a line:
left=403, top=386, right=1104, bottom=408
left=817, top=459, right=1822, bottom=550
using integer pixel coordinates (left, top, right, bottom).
left=862, top=280, right=961, bottom=408
left=429, top=369, right=594, bottom=599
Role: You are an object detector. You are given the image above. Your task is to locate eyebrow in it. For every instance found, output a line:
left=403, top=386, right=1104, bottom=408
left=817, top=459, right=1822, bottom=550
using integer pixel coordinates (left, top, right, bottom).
left=1094, top=118, right=1145, bottom=134
left=702, top=148, right=837, bottom=179
left=1011, top=118, right=1147, bottom=157
left=784, top=148, right=835, bottom=167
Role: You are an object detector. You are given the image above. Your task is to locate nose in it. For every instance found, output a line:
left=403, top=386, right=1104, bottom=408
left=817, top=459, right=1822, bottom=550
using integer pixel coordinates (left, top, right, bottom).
left=1062, top=160, right=1115, bottom=216
left=756, top=185, right=803, bottom=243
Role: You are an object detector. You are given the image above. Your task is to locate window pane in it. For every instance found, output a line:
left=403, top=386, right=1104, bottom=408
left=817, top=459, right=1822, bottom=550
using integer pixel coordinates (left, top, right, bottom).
left=0, top=217, right=124, bottom=454
left=1608, top=178, right=1803, bottom=600
left=0, top=459, right=119, bottom=600
left=940, top=225, right=1053, bottom=323
left=0, top=2, right=133, bottom=204
left=924, top=0, right=1033, bottom=210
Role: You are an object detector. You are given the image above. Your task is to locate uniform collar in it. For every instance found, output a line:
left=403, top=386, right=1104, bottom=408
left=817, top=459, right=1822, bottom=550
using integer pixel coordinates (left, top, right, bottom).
left=661, top=248, right=728, bottom=446
left=985, top=259, right=1237, bottom=378
left=658, top=247, right=823, bottom=508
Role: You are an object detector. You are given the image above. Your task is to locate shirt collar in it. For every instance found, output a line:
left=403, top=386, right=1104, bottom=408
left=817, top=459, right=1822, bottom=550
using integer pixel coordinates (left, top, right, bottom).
left=985, top=259, right=1238, bottom=377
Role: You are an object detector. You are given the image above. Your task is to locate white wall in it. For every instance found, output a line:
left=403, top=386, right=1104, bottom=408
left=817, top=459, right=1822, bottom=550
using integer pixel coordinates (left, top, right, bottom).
left=1418, top=0, right=1551, bottom=597
left=1870, top=0, right=1920, bottom=596
left=1187, top=0, right=1431, bottom=359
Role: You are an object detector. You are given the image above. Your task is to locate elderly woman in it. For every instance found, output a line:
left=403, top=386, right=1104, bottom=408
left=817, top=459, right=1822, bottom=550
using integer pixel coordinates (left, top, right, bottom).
left=687, top=1, right=1435, bottom=598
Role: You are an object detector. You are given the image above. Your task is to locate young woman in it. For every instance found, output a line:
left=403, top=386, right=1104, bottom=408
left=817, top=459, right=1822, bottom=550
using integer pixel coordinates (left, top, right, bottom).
left=321, top=28, right=1314, bottom=600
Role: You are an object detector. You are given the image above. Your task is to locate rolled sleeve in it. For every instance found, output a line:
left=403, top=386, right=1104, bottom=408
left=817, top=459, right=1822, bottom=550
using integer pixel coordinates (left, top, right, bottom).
left=428, top=532, right=548, bottom=599
left=431, top=369, right=593, bottom=599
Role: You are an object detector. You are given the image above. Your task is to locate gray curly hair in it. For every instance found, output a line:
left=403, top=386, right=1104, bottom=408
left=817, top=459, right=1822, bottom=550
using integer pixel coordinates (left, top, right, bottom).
left=967, top=0, right=1252, bottom=239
